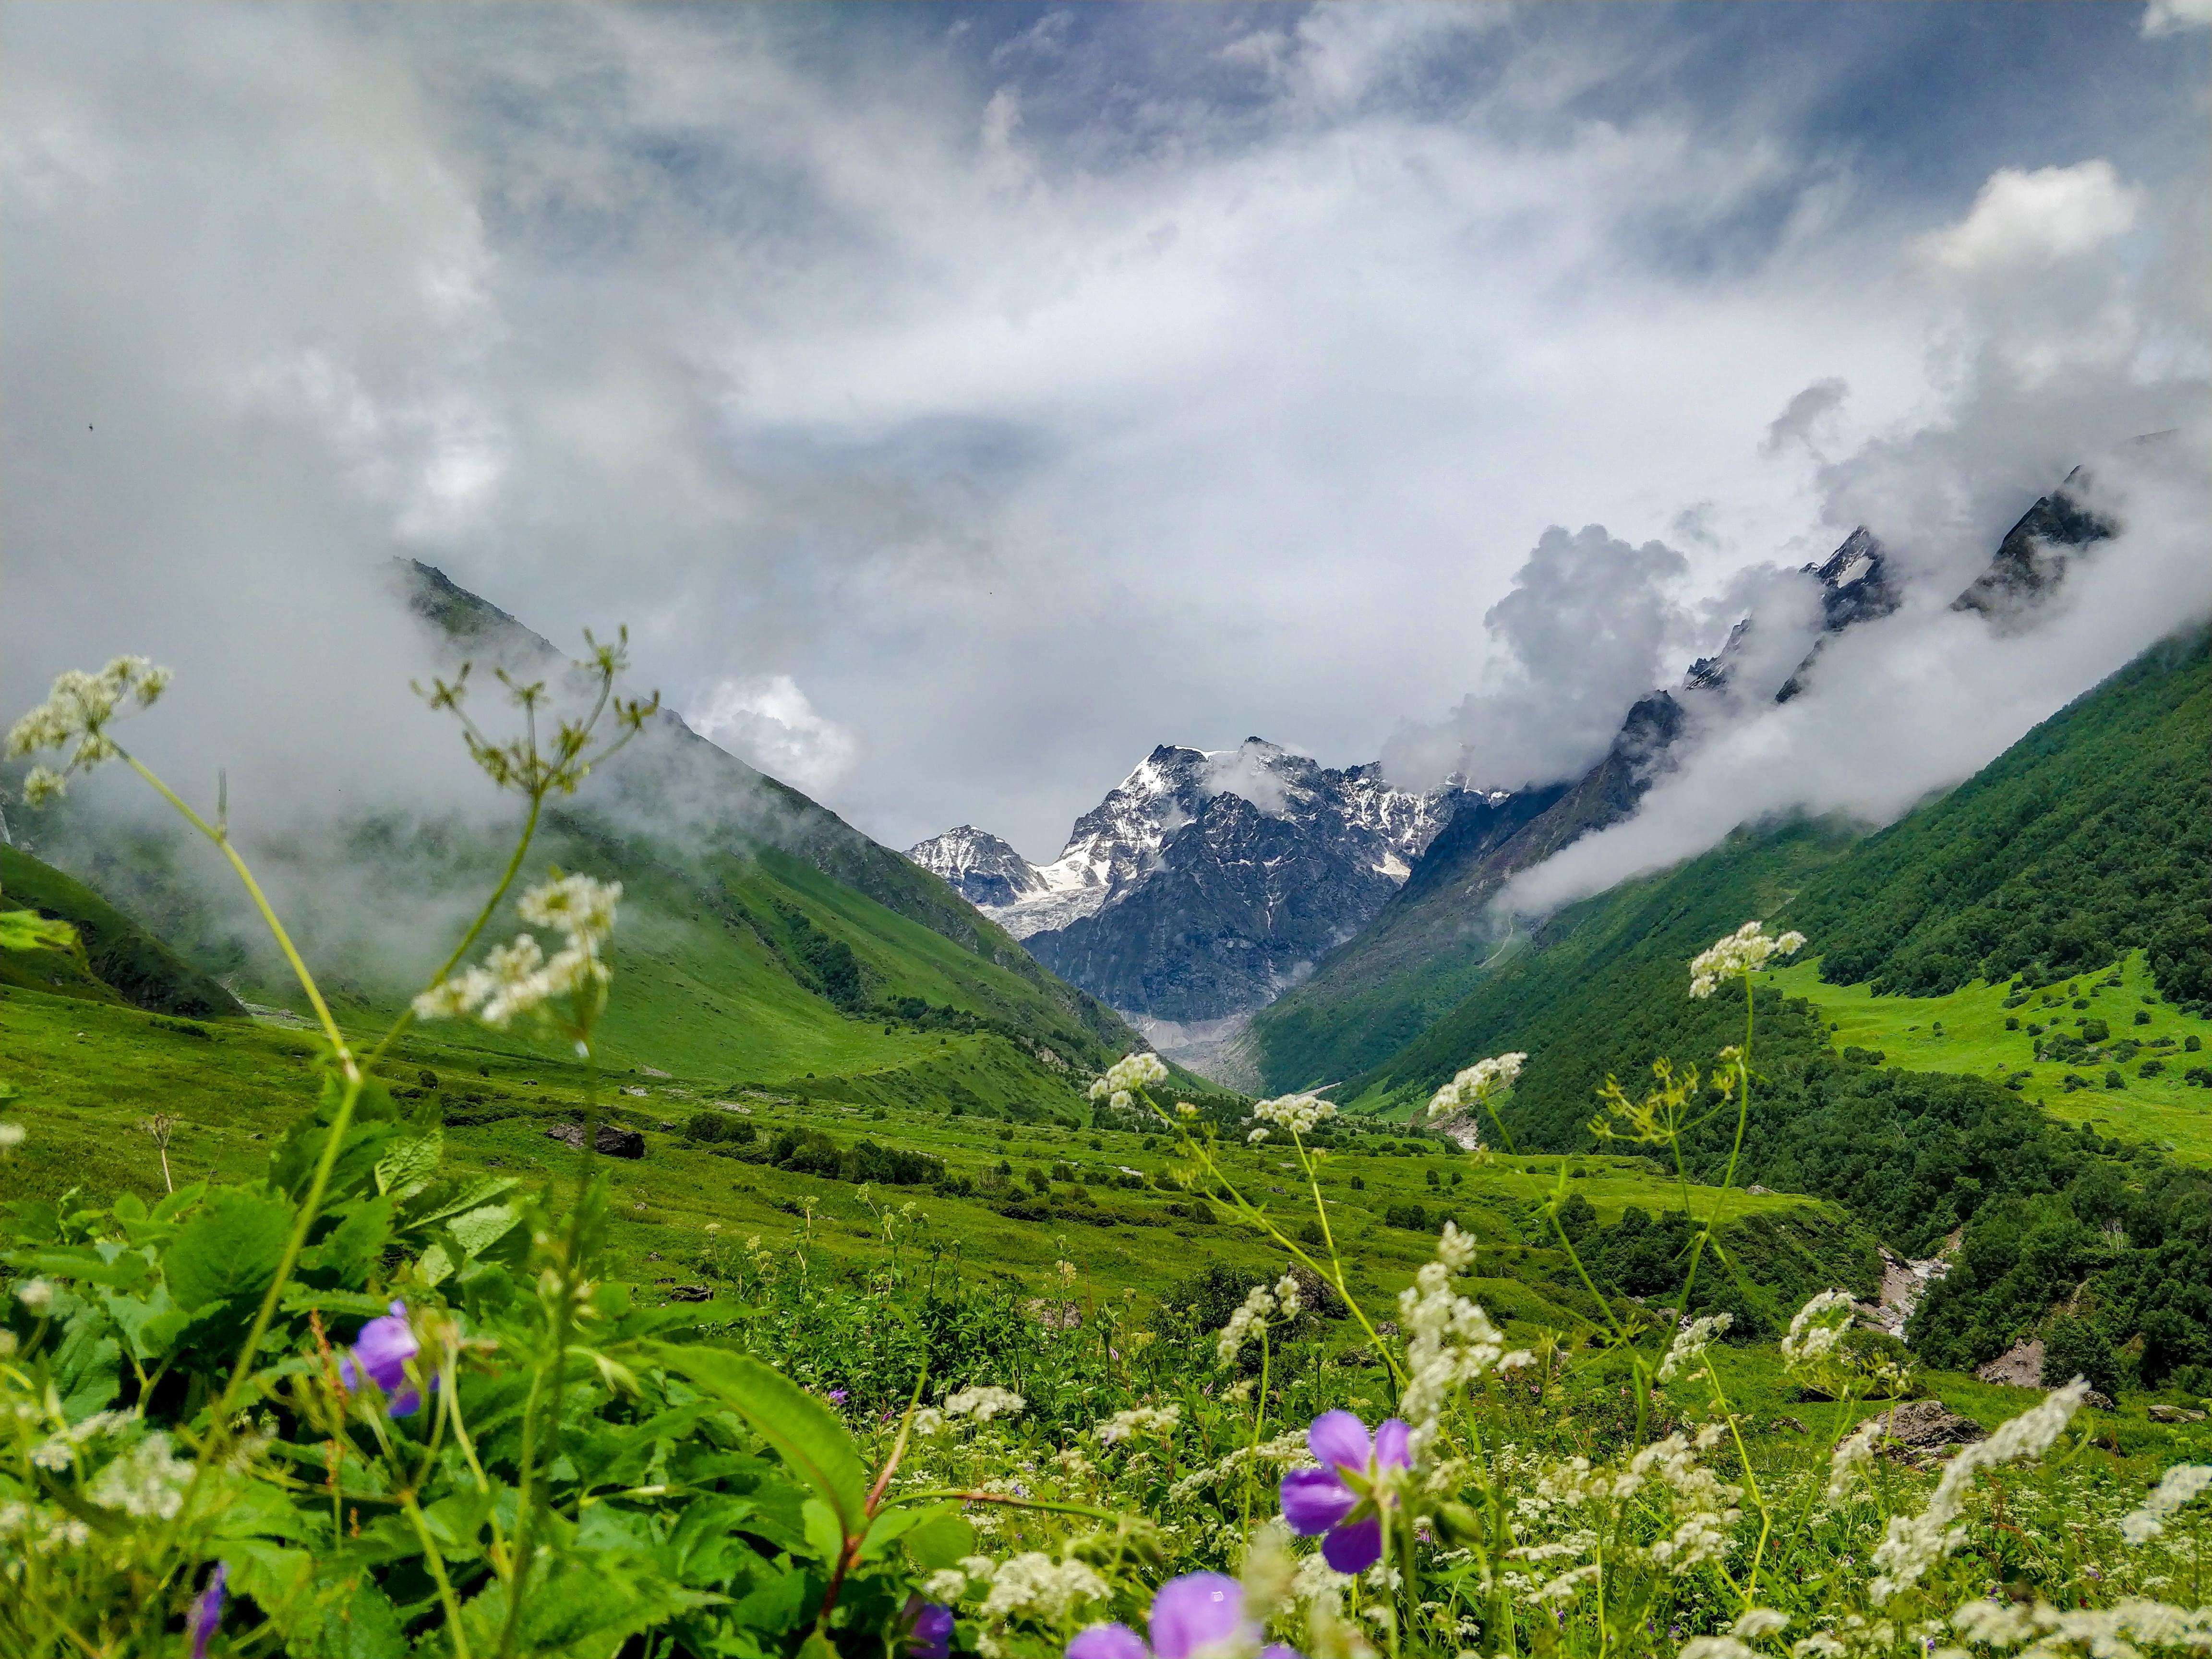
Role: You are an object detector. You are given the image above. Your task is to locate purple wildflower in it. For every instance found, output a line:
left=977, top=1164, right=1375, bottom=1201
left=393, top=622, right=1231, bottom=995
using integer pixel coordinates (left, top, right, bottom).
left=1278, top=1409, right=1410, bottom=1573
left=339, top=1301, right=424, bottom=1417
left=191, top=1562, right=228, bottom=1659
left=904, top=1597, right=955, bottom=1659
left=1067, top=1574, right=1301, bottom=1659
left=828, top=1389, right=849, bottom=1405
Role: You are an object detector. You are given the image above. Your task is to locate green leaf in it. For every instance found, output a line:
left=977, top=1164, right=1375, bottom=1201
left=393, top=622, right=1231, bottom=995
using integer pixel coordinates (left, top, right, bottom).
left=415, top=1240, right=456, bottom=1287
left=300, top=1197, right=393, bottom=1287
left=164, top=1186, right=294, bottom=1314
left=446, top=1200, right=522, bottom=1261
left=397, top=1172, right=519, bottom=1232
left=373, top=1126, right=442, bottom=1203
left=103, top=1286, right=192, bottom=1362
left=801, top=1497, right=843, bottom=1567
left=52, top=1304, right=120, bottom=1420
left=899, top=1507, right=975, bottom=1573
left=650, top=1345, right=868, bottom=1545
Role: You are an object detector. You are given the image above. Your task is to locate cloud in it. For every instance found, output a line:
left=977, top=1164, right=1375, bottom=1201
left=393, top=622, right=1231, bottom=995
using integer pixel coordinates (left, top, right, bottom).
left=1918, top=161, right=2142, bottom=274
left=1, top=4, right=2201, bottom=870
left=1759, top=378, right=1850, bottom=458
left=1382, top=526, right=1693, bottom=793
left=2142, top=0, right=2212, bottom=35
left=1497, top=146, right=2210, bottom=917
left=688, top=674, right=858, bottom=794
left=1501, top=424, right=2212, bottom=919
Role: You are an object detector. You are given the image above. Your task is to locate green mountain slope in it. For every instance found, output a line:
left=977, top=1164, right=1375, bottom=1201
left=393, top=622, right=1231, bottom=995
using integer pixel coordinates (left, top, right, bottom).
left=1786, top=628, right=2210, bottom=1011
left=2, top=564, right=1143, bottom=1106
left=1248, top=694, right=1684, bottom=1092
left=0, top=844, right=246, bottom=1019
left=1307, top=626, right=2212, bottom=1388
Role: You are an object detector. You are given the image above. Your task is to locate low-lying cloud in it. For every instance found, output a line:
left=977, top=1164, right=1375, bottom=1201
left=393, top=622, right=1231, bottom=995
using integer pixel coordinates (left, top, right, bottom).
left=1382, top=525, right=1694, bottom=793
left=688, top=673, right=858, bottom=795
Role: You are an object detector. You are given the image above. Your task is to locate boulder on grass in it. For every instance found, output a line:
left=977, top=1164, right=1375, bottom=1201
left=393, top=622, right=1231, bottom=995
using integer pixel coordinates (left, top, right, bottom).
left=545, top=1123, right=647, bottom=1158
left=1873, top=1398, right=1984, bottom=1450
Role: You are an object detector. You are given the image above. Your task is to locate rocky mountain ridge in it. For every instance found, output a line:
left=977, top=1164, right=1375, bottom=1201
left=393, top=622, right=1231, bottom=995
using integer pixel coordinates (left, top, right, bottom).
left=907, top=739, right=1455, bottom=1034
left=1245, top=473, right=2118, bottom=1090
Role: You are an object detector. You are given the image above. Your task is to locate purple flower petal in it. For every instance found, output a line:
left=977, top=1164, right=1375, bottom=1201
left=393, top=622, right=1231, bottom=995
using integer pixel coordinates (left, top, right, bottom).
left=1322, top=1516, right=1383, bottom=1574
left=349, top=1302, right=418, bottom=1394
left=1280, top=1468, right=1359, bottom=1537
left=1069, top=1624, right=1148, bottom=1659
left=1306, top=1409, right=1371, bottom=1475
left=191, top=1562, right=228, bottom=1659
left=1373, top=1419, right=1411, bottom=1472
left=387, top=1385, right=423, bottom=1419
left=1262, top=1646, right=1305, bottom=1659
left=1149, top=1574, right=1247, bottom=1659
left=906, top=1597, right=956, bottom=1659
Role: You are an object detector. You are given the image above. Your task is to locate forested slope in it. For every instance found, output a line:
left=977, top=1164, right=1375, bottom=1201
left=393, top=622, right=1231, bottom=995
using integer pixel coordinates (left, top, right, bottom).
left=1789, top=627, right=2209, bottom=1011
left=1329, top=626, right=2212, bottom=1388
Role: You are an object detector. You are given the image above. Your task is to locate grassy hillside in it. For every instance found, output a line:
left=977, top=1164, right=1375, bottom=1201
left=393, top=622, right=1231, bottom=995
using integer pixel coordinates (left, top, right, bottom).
left=1764, top=949, right=2212, bottom=1164
left=3, top=563, right=1141, bottom=1095
left=0, top=979, right=1848, bottom=1335
left=1287, top=630, right=2212, bottom=1389
left=0, top=844, right=246, bottom=1019
left=1786, top=627, right=2210, bottom=1011
left=1247, top=696, right=1689, bottom=1092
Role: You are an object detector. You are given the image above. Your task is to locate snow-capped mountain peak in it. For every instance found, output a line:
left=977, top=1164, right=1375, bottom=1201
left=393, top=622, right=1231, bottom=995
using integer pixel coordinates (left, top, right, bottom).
left=907, top=739, right=1455, bottom=958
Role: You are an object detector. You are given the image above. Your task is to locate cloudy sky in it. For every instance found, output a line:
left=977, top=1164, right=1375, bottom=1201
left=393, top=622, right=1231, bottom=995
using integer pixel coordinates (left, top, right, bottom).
left=4, top=1, right=2206, bottom=863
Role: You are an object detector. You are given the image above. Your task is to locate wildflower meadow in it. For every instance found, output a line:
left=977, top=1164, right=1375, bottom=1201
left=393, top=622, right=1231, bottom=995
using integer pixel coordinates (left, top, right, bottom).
left=3, top=645, right=2208, bottom=1659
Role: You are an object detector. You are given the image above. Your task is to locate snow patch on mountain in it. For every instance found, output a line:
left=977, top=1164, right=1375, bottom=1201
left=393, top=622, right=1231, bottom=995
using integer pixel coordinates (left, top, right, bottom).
left=909, top=738, right=1454, bottom=944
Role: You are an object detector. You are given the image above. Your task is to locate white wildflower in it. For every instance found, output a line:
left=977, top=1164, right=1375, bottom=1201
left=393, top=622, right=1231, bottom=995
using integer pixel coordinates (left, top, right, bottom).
left=1274, top=1272, right=1304, bottom=1318
left=6, top=657, right=173, bottom=798
left=909, top=1407, right=947, bottom=1438
left=1216, top=1283, right=1279, bottom=1368
left=1252, top=1093, right=1338, bottom=1136
left=977, top=1551, right=1109, bottom=1623
left=518, top=873, right=621, bottom=950
left=1734, top=1610, right=1791, bottom=1641
left=1781, top=1289, right=1856, bottom=1370
left=1092, top=1053, right=1168, bottom=1101
left=923, top=1568, right=972, bottom=1602
left=1249, top=1128, right=1270, bottom=1143
left=1950, top=1595, right=2212, bottom=1654
left=413, top=874, right=621, bottom=1029
left=1658, top=1311, right=1732, bottom=1382
left=1397, top=1222, right=1530, bottom=1455
left=1869, top=1380, right=2088, bottom=1603
left=1689, top=922, right=1806, bottom=998
left=1427, top=1053, right=1527, bottom=1120
left=1095, top=1404, right=1180, bottom=1446
left=0, top=1122, right=25, bottom=1152
left=15, top=1278, right=54, bottom=1315
left=2119, top=1463, right=2212, bottom=1545
left=1824, top=1417, right=1885, bottom=1508
left=87, top=1431, right=195, bottom=1519
left=946, top=1385, right=1026, bottom=1423
left=1682, top=1640, right=1758, bottom=1659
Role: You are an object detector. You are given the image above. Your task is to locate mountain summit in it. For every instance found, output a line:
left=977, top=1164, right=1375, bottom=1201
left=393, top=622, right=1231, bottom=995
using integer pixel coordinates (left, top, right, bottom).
left=907, top=740, right=1455, bottom=1044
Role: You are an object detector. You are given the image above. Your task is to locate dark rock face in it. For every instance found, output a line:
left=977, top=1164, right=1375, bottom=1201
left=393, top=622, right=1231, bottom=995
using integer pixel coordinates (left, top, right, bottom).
left=1776, top=529, right=1903, bottom=702
left=546, top=1123, right=647, bottom=1158
left=913, top=739, right=1455, bottom=1024
left=1952, top=472, right=2116, bottom=622
left=1023, top=790, right=1414, bottom=1022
